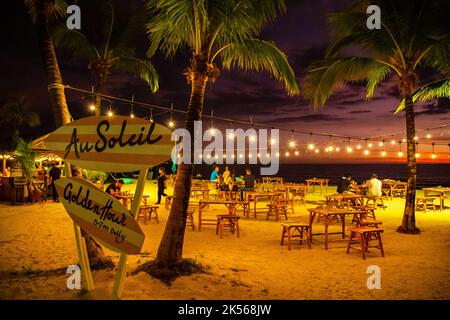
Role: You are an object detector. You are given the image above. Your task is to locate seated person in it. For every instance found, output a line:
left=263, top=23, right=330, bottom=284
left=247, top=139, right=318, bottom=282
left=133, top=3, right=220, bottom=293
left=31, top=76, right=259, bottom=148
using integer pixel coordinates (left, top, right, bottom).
left=210, top=166, right=220, bottom=182
left=105, top=179, right=124, bottom=197
left=240, top=168, right=255, bottom=200
left=221, top=173, right=236, bottom=191
left=337, top=173, right=353, bottom=194
left=365, top=173, right=382, bottom=197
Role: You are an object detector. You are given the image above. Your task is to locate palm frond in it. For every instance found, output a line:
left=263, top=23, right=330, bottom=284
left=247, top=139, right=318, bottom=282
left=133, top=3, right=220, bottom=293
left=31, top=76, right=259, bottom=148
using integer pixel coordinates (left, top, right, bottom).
left=302, top=57, right=383, bottom=108
left=366, top=64, right=392, bottom=99
left=395, top=79, right=450, bottom=113
left=13, top=137, right=36, bottom=178
left=25, top=0, right=67, bottom=23
left=219, top=39, right=299, bottom=95
left=52, top=28, right=99, bottom=60
left=114, top=57, right=159, bottom=93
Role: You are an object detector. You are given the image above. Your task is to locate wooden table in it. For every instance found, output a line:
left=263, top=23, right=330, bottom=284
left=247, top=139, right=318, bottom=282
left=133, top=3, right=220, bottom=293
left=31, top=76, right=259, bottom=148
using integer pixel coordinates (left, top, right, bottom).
left=423, top=187, right=450, bottom=211
left=198, top=199, right=240, bottom=231
left=284, top=184, right=308, bottom=200
left=246, top=191, right=283, bottom=217
left=382, top=180, right=407, bottom=199
left=324, top=193, right=364, bottom=209
left=306, top=178, right=329, bottom=195
left=191, top=186, right=210, bottom=199
left=308, top=207, right=363, bottom=250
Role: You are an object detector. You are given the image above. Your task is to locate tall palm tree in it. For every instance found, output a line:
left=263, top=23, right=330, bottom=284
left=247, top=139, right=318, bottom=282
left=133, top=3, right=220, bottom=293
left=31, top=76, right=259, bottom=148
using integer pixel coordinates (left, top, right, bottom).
left=0, top=97, right=40, bottom=136
left=302, top=0, right=450, bottom=234
left=52, top=0, right=158, bottom=115
left=25, top=0, right=72, bottom=127
left=146, top=0, right=299, bottom=268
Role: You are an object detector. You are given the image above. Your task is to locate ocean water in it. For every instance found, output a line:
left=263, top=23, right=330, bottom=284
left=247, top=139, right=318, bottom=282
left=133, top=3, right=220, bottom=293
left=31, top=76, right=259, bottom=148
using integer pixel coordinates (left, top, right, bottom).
left=191, top=163, right=450, bottom=188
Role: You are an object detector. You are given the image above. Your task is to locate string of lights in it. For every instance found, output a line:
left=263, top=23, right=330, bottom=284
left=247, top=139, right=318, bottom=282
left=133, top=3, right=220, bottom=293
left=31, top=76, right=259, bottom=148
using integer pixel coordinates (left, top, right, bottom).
left=64, top=84, right=450, bottom=160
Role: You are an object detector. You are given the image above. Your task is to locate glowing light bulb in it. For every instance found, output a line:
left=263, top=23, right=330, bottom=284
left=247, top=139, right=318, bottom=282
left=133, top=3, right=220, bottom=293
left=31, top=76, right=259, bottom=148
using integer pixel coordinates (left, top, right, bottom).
left=257, top=153, right=261, bottom=157
left=378, top=142, right=384, bottom=147
left=130, top=113, right=135, bottom=118
left=295, top=151, right=299, bottom=156
left=289, top=141, right=296, bottom=147
left=431, top=153, right=437, bottom=159
left=209, top=128, right=216, bottom=135
left=168, top=120, right=175, bottom=128
left=381, top=151, right=387, bottom=157
left=346, top=147, right=353, bottom=153
left=335, top=147, right=340, bottom=152
left=89, top=104, right=95, bottom=111
left=270, top=138, right=277, bottom=145
left=356, top=145, right=362, bottom=150
left=426, top=133, right=432, bottom=139
left=249, top=154, right=253, bottom=159
left=266, top=153, right=270, bottom=158
left=285, top=152, right=290, bottom=157
left=239, top=154, right=243, bottom=158
left=398, top=151, right=404, bottom=157
left=368, top=143, right=373, bottom=148
left=414, top=136, right=418, bottom=141
left=276, top=152, right=280, bottom=157
left=108, top=111, right=113, bottom=117
left=391, top=140, right=396, bottom=145
left=231, top=154, right=235, bottom=159
left=415, top=153, right=420, bottom=158
left=364, top=150, right=370, bottom=155
left=228, top=132, right=235, bottom=139
left=328, top=146, right=334, bottom=152
left=249, top=135, right=256, bottom=142
left=314, top=149, right=320, bottom=154
left=402, top=138, right=406, bottom=143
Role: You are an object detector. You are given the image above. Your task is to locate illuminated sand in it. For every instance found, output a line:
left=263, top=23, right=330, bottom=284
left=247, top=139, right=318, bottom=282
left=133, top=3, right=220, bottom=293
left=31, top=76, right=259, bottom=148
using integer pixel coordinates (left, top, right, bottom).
left=1, top=181, right=449, bottom=299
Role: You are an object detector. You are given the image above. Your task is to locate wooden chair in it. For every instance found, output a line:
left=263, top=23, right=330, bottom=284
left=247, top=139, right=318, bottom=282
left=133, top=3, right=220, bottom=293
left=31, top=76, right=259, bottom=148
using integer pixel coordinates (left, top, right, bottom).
left=266, top=203, right=288, bottom=221
left=137, top=205, right=159, bottom=224
left=415, top=196, right=436, bottom=212
left=276, top=198, right=295, bottom=214
left=216, top=215, right=240, bottom=238
left=186, top=205, right=196, bottom=231
left=346, top=227, right=385, bottom=260
left=280, top=223, right=311, bottom=250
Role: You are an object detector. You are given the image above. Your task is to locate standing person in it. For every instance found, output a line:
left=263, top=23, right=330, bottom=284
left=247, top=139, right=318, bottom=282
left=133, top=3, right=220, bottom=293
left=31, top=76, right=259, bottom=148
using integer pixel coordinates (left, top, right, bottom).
left=155, top=167, right=168, bottom=204
left=365, top=173, right=382, bottom=197
left=48, top=162, right=61, bottom=202
left=337, top=173, right=352, bottom=194
left=240, top=168, right=255, bottom=201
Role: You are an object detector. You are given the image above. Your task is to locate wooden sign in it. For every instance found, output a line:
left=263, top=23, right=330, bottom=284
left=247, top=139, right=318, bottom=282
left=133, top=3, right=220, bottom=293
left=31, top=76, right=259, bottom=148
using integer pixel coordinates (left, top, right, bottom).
left=44, top=116, right=173, bottom=172
left=54, top=177, right=145, bottom=255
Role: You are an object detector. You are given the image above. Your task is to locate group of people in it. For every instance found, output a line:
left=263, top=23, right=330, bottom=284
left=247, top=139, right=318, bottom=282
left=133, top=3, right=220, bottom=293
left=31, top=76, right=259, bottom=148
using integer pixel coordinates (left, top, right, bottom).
left=210, top=166, right=255, bottom=200
left=337, top=173, right=383, bottom=197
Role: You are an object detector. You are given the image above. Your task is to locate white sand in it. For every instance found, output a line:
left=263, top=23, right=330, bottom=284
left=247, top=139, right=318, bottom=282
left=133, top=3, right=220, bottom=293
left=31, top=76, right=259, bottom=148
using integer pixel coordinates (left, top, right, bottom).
left=1, top=181, right=450, bottom=300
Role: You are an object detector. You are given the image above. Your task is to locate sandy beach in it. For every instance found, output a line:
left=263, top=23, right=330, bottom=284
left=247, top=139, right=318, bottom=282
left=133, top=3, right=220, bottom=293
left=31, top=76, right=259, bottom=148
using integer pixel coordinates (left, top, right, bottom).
left=1, top=181, right=450, bottom=300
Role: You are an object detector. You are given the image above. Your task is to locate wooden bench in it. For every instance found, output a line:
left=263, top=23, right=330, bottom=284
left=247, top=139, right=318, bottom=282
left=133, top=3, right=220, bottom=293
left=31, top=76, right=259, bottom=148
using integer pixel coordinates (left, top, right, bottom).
left=216, top=215, right=240, bottom=238
left=415, top=196, right=436, bottom=212
left=280, top=223, right=311, bottom=250
left=276, top=198, right=295, bottom=214
left=346, top=227, right=385, bottom=260
left=266, top=203, right=288, bottom=221
left=358, top=219, right=383, bottom=228
left=137, top=205, right=159, bottom=224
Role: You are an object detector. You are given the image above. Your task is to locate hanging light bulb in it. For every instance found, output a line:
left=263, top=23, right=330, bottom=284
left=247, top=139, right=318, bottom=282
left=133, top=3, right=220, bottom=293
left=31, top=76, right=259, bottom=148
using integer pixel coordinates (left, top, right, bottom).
left=108, top=110, right=113, bottom=117
left=414, top=136, right=418, bottom=141
left=289, top=141, right=296, bottom=147
left=168, top=120, right=175, bottom=128
left=398, top=151, right=404, bottom=157
left=398, top=141, right=403, bottom=157
left=314, top=149, right=320, bottom=154
left=381, top=151, right=387, bottom=157
left=346, top=146, right=353, bottom=153
left=356, top=144, right=362, bottom=150
left=378, top=141, right=384, bottom=147
left=285, top=151, right=290, bottom=157
left=335, top=147, right=340, bottom=152
left=415, top=142, right=420, bottom=158
left=276, top=152, right=280, bottom=157
left=308, top=144, right=315, bottom=150
left=402, top=138, right=406, bottom=143
left=364, top=149, right=370, bottom=156
left=426, top=130, right=432, bottom=139
left=249, top=135, right=256, bottom=142
left=391, top=140, right=396, bottom=145
left=294, top=151, right=299, bottom=156
left=415, top=153, right=420, bottom=158
left=270, top=138, right=277, bottom=145
left=228, top=132, right=235, bottom=139
left=368, top=142, right=373, bottom=148
left=89, top=104, right=96, bottom=112
left=431, top=143, right=436, bottom=159
left=149, top=108, right=154, bottom=122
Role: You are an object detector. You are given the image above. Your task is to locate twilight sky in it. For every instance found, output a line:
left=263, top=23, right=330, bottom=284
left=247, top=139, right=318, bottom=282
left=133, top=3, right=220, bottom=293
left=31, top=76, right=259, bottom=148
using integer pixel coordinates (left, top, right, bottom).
left=1, top=0, right=449, bottom=163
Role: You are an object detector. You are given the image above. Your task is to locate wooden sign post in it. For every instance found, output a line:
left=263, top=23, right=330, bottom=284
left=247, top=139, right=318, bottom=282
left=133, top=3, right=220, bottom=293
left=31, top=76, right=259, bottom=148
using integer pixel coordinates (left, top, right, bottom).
left=44, top=116, right=173, bottom=299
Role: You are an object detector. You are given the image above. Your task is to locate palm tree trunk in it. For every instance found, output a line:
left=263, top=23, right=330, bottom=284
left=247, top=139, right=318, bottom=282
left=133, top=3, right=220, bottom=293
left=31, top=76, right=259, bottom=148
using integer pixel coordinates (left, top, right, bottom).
left=397, top=93, right=420, bottom=234
left=155, top=72, right=208, bottom=267
left=93, top=81, right=104, bottom=116
left=34, top=0, right=71, bottom=127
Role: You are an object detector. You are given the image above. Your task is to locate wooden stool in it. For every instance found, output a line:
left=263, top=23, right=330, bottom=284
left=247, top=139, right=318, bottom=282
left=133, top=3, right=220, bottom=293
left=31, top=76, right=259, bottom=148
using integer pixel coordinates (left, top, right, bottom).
left=415, top=196, right=436, bottom=212
left=354, top=205, right=377, bottom=219
left=359, top=219, right=383, bottom=228
left=187, top=205, right=196, bottom=231
left=266, top=203, right=288, bottom=221
left=165, top=195, right=173, bottom=210
left=365, top=196, right=385, bottom=210
left=137, top=205, right=159, bottom=224
left=216, top=215, right=240, bottom=238
left=346, top=227, right=385, bottom=260
left=280, top=223, right=311, bottom=250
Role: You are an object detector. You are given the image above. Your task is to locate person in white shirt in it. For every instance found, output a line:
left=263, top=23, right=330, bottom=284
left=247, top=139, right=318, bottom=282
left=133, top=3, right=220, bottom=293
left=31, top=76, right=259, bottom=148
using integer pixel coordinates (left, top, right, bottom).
left=365, top=173, right=382, bottom=197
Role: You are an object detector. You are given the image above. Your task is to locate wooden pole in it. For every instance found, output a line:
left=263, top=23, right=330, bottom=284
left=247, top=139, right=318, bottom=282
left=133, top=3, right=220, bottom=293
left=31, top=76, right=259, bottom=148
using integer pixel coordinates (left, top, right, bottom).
left=65, top=162, right=94, bottom=291
left=112, top=168, right=148, bottom=299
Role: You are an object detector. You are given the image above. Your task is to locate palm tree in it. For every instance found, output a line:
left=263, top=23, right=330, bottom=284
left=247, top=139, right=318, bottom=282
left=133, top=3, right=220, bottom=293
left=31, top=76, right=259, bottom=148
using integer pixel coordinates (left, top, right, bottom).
left=25, top=0, right=72, bottom=127
left=52, top=0, right=158, bottom=115
left=146, top=0, right=299, bottom=268
left=0, top=97, right=40, bottom=136
left=26, top=1, right=112, bottom=269
left=13, top=137, right=37, bottom=202
left=302, top=0, right=450, bottom=234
